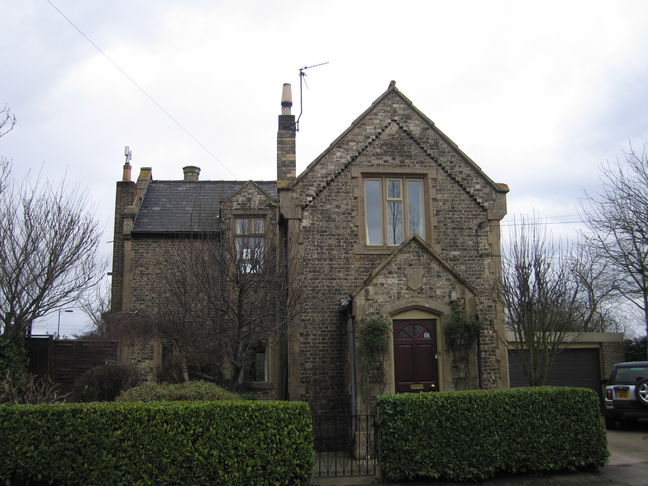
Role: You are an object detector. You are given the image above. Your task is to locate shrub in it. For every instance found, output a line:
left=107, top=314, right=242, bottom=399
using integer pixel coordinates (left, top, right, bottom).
left=72, top=363, right=139, bottom=402
left=0, top=336, right=27, bottom=377
left=443, top=301, right=482, bottom=351
left=0, top=400, right=313, bottom=485
left=1, top=371, right=68, bottom=404
left=624, top=336, right=647, bottom=361
left=117, top=379, right=238, bottom=402
left=377, top=387, right=607, bottom=482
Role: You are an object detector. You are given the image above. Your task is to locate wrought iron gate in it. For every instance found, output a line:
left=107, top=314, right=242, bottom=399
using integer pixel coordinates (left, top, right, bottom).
left=312, top=413, right=377, bottom=478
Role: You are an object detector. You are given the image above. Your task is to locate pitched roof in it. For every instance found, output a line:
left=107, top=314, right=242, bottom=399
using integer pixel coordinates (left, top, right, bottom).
left=132, top=180, right=277, bottom=234
left=293, top=80, right=508, bottom=210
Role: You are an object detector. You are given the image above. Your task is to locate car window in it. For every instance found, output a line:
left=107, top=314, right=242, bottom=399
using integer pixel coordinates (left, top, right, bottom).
left=614, top=366, right=648, bottom=384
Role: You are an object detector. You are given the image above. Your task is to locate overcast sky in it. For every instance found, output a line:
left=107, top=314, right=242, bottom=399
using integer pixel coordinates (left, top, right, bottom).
left=2, top=0, right=648, bottom=335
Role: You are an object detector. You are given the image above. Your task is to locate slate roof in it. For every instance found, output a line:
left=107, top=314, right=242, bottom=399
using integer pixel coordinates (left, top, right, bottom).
left=132, top=180, right=277, bottom=234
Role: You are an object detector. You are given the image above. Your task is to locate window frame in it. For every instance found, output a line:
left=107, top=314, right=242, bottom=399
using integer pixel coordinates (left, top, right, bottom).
left=363, top=175, right=427, bottom=247
left=233, top=215, right=266, bottom=274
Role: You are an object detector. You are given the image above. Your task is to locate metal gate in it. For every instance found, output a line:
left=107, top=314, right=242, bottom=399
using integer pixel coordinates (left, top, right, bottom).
left=312, top=413, right=377, bottom=478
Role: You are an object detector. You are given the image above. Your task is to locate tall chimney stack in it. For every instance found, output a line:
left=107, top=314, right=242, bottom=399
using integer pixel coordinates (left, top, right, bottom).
left=277, top=83, right=296, bottom=189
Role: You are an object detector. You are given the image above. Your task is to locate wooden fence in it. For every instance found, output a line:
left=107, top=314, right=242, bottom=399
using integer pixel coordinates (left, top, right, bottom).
left=26, top=336, right=119, bottom=391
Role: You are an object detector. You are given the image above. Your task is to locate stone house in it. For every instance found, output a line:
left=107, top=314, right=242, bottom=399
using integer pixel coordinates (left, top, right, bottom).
left=108, top=81, right=510, bottom=415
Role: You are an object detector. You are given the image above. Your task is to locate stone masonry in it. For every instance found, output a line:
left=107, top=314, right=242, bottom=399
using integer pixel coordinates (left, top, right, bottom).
left=109, top=81, right=509, bottom=414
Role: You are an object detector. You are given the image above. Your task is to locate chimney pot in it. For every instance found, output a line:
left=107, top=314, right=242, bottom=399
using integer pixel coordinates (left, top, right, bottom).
left=122, top=162, right=132, bottom=182
left=183, top=166, right=200, bottom=181
left=281, top=83, right=293, bottom=115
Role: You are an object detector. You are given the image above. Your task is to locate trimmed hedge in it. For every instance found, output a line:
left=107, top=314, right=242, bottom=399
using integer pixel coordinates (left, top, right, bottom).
left=116, top=380, right=239, bottom=402
left=377, top=387, right=608, bottom=482
left=0, top=400, right=313, bottom=485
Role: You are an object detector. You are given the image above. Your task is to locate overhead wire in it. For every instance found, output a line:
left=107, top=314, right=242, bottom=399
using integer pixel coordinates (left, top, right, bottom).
left=43, top=0, right=238, bottom=179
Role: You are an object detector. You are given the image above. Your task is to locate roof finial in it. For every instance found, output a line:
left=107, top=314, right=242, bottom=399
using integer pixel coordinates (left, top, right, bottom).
left=389, top=80, right=396, bottom=89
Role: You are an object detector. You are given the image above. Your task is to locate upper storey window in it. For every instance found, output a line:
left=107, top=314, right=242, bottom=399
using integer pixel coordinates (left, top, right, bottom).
left=235, top=217, right=265, bottom=273
left=364, top=178, right=425, bottom=245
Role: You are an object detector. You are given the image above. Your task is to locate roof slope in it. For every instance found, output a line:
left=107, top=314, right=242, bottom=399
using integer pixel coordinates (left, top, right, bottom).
left=133, top=180, right=277, bottom=234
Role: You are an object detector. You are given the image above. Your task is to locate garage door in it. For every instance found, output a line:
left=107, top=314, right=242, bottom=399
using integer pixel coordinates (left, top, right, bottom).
left=508, top=348, right=601, bottom=396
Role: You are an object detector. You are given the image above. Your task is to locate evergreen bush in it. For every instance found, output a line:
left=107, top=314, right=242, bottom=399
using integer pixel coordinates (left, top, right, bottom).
left=377, top=387, right=607, bottom=482
left=117, top=379, right=238, bottom=402
left=0, top=400, right=313, bottom=485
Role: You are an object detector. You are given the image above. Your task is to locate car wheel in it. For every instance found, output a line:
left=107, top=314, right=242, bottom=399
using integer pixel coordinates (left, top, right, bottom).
left=605, top=416, right=617, bottom=430
left=636, top=378, right=648, bottom=406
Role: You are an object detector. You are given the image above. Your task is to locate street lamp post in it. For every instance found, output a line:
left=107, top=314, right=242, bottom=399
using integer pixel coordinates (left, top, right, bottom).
left=57, top=309, right=74, bottom=338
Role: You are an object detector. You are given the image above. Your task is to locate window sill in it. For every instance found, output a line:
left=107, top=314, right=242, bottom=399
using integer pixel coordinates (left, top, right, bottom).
left=353, top=243, right=398, bottom=255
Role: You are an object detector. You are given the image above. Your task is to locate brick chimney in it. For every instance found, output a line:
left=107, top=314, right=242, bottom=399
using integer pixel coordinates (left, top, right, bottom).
left=277, top=83, right=296, bottom=190
left=183, top=166, right=200, bottom=181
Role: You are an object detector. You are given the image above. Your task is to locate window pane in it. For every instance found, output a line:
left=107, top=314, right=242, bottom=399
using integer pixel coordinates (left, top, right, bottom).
left=407, top=180, right=424, bottom=237
left=236, top=236, right=264, bottom=273
left=235, top=218, right=248, bottom=234
left=252, top=218, right=264, bottom=233
left=387, top=201, right=403, bottom=244
left=364, top=180, right=383, bottom=245
left=387, top=179, right=401, bottom=199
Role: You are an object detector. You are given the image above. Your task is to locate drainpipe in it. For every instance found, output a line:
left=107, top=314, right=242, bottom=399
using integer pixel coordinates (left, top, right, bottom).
left=477, top=331, right=483, bottom=389
left=342, top=296, right=357, bottom=417
left=281, top=217, right=289, bottom=401
left=350, top=314, right=358, bottom=417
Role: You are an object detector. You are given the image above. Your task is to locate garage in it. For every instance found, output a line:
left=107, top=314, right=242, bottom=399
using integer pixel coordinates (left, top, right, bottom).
left=508, top=347, right=602, bottom=396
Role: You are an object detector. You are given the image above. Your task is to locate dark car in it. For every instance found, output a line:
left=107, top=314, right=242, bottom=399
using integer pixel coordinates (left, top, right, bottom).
left=603, top=361, right=648, bottom=429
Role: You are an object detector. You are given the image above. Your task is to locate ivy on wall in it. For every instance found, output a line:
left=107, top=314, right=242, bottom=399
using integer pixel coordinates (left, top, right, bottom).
left=443, top=301, right=482, bottom=351
left=357, top=316, right=390, bottom=387
left=443, top=301, right=482, bottom=388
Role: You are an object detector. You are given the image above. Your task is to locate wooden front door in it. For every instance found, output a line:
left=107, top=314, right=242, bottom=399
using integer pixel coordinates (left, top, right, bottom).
left=393, top=319, right=439, bottom=392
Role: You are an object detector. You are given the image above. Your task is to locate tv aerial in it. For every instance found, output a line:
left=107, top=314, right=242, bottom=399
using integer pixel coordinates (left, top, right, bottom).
left=296, top=61, right=329, bottom=131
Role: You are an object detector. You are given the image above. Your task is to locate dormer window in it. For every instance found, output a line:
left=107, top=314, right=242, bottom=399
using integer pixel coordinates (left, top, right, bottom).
left=364, top=177, right=425, bottom=245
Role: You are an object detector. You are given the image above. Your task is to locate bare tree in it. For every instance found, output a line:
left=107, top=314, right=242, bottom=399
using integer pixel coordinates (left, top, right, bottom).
left=567, top=241, right=621, bottom=333
left=75, top=277, right=111, bottom=339
left=0, top=105, right=15, bottom=138
left=0, top=162, right=104, bottom=342
left=155, top=222, right=302, bottom=391
left=0, top=106, right=16, bottom=200
left=499, top=218, right=618, bottom=385
left=582, top=146, right=648, bottom=357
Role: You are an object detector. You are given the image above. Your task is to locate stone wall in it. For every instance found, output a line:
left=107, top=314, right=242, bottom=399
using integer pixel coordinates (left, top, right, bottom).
left=286, top=86, right=508, bottom=414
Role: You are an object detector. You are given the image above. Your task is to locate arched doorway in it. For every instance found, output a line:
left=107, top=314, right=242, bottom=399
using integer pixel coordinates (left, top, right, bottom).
left=393, top=319, right=439, bottom=392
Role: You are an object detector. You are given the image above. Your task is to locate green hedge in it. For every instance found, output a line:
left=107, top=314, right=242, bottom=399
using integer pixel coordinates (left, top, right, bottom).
left=116, top=380, right=239, bottom=402
left=377, top=387, right=608, bottom=482
left=0, top=400, right=313, bottom=485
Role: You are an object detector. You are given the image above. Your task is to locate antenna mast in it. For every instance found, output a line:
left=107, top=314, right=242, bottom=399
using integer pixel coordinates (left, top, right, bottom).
left=296, top=61, right=329, bottom=131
